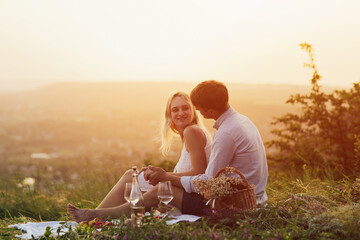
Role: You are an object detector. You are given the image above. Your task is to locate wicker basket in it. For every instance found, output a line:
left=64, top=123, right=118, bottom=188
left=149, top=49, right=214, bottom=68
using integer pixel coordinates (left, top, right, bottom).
left=210, top=167, right=256, bottom=210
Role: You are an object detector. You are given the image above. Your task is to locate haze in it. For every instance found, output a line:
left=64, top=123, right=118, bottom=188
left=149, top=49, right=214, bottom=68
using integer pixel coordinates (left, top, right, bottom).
left=1, top=0, right=359, bottom=92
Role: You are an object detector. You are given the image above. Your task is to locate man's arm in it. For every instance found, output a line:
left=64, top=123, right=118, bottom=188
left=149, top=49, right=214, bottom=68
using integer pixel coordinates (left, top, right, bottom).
left=145, top=132, right=236, bottom=192
left=181, top=131, right=236, bottom=193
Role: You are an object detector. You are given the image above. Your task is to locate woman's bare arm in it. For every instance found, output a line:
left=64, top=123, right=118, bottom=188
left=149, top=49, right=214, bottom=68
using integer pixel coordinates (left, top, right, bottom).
left=170, top=125, right=207, bottom=177
left=144, top=126, right=208, bottom=187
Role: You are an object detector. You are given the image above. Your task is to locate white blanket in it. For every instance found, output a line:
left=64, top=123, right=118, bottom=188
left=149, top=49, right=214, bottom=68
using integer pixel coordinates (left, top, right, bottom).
left=8, top=221, right=78, bottom=239
left=8, top=215, right=201, bottom=239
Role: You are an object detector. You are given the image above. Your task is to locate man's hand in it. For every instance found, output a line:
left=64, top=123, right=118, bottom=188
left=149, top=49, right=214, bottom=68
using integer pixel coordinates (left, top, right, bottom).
left=143, top=165, right=168, bottom=186
left=143, top=168, right=153, bottom=181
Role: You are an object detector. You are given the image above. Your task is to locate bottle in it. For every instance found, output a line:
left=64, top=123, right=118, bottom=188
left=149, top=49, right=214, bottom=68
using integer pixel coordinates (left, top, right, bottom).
left=129, top=166, right=145, bottom=216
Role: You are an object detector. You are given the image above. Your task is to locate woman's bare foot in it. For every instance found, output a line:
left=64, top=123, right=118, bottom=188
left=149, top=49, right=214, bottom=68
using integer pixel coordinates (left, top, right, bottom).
left=67, top=203, right=99, bottom=223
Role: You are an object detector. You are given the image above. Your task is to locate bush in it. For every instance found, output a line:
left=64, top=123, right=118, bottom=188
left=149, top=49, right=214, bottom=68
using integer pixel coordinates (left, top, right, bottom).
left=268, top=43, right=360, bottom=179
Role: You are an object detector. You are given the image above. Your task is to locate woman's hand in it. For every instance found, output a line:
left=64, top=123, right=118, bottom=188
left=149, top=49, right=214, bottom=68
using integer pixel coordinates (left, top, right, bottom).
left=144, top=165, right=168, bottom=185
left=138, top=167, right=148, bottom=175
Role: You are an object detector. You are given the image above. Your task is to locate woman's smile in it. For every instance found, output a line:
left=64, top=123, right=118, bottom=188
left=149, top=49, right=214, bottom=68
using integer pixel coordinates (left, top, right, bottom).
left=170, top=96, right=193, bottom=130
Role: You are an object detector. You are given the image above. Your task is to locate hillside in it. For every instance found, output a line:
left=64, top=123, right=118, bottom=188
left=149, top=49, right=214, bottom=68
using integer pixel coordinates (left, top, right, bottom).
left=2, top=82, right=360, bottom=240
left=0, top=82, right=335, bottom=162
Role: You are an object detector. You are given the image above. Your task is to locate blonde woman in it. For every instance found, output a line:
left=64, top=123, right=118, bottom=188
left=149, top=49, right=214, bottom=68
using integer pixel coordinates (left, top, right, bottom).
left=138, top=91, right=212, bottom=190
left=68, top=91, right=211, bottom=221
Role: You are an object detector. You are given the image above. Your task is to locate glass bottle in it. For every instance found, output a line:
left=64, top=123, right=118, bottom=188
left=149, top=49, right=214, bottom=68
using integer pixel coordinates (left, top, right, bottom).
left=129, top=166, right=145, bottom=216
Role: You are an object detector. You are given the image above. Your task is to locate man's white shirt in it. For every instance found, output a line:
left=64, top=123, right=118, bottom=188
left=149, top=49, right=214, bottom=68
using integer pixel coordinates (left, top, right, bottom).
left=180, top=107, right=268, bottom=204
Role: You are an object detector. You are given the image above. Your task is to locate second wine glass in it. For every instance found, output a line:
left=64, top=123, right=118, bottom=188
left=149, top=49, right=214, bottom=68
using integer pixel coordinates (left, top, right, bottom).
left=157, top=181, right=173, bottom=205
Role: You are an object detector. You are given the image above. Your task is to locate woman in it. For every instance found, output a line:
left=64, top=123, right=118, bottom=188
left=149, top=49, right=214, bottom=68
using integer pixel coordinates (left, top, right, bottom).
left=68, top=91, right=211, bottom=221
left=137, top=90, right=212, bottom=191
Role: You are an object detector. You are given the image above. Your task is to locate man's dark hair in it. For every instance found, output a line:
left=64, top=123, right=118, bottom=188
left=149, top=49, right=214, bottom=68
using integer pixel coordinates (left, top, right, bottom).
left=190, top=80, right=229, bottom=112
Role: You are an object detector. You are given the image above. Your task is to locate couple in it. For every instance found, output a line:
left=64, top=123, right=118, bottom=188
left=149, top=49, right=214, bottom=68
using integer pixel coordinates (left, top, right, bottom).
left=68, top=80, right=268, bottom=222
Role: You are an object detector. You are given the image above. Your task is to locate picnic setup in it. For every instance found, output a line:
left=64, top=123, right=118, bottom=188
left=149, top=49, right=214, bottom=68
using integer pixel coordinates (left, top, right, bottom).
left=8, top=167, right=258, bottom=239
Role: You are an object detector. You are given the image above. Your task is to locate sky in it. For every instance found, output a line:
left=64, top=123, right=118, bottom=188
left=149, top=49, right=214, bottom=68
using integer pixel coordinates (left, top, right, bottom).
left=1, top=0, right=359, bottom=92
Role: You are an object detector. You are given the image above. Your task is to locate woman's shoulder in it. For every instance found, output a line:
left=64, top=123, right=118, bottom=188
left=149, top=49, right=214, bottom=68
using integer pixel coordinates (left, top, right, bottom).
left=183, top=125, right=207, bottom=141
left=184, top=124, right=203, bottom=134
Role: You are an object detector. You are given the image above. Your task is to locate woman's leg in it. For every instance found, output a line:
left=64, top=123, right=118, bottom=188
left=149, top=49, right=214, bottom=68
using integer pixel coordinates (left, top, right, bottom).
left=96, top=169, right=132, bottom=209
left=68, top=185, right=184, bottom=222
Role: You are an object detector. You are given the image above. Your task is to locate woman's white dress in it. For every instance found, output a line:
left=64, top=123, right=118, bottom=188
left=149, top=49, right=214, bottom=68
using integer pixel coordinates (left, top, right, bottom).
left=138, top=130, right=211, bottom=191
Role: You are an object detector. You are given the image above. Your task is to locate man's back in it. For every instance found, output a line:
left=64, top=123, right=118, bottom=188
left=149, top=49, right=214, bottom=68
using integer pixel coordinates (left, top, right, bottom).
left=212, top=107, right=268, bottom=202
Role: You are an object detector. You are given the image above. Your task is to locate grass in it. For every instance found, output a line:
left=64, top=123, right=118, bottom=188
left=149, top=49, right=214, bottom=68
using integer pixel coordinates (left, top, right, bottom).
left=1, top=156, right=360, bottom=239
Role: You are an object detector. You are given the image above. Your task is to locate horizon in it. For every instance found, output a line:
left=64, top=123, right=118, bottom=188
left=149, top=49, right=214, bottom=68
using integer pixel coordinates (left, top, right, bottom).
left=0, top=79, right=345, bottom=94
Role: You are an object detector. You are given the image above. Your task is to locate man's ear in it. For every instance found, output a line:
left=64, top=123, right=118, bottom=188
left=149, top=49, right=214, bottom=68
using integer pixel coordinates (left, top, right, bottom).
left=208, top=109, right=222, bottom=119
left=206, top=109, right=217, bottom=118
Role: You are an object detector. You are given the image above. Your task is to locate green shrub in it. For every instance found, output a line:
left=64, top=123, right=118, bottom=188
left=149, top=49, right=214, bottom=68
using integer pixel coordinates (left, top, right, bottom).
left=268, top=43, right=360, bottom=179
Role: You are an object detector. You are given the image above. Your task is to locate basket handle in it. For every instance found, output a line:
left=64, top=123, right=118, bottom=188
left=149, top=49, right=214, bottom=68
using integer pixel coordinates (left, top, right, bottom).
left=214, top=167, right=249, bottom=187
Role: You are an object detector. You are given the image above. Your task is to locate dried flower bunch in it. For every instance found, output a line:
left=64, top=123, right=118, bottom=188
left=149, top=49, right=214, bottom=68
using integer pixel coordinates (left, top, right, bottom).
left=193, top=167, right=246, bottom=200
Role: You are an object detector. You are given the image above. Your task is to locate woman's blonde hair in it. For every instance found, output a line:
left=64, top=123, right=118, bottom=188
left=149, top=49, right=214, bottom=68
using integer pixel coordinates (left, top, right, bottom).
left=160, top=91, right=208, bottom=155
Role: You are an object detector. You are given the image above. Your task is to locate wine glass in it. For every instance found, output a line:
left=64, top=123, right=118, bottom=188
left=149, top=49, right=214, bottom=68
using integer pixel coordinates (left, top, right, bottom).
left=157, top=181, right=173, bottom=216
left=124, top=183, right=132, bottom=204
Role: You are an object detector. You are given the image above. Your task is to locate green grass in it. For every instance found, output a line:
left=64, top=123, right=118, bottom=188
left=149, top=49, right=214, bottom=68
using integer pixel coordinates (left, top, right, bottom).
left=1, top=156, right=360, bottom=239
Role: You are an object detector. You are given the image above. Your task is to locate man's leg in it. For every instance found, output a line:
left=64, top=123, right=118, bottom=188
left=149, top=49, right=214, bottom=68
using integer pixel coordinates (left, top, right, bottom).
left=68, top=184, right=184, bottom=222
left=161, top=185, right=184, bottom=211
left=181, top=192, right=210, bottom=215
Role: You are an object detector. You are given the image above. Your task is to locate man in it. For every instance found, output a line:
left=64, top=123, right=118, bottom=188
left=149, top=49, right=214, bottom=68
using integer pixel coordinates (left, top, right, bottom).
left=67, top=80, right=268, bottom=221
left=145, top=80, right=268, bottom=214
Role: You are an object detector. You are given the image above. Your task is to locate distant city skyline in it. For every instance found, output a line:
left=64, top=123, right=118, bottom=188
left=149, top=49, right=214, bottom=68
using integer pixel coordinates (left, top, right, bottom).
left=1, top=0, right=359, bottom=92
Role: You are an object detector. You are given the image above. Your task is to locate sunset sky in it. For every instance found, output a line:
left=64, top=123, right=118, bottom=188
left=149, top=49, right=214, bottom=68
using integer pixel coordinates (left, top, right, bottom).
left=1, top=0, right=359, bottom=91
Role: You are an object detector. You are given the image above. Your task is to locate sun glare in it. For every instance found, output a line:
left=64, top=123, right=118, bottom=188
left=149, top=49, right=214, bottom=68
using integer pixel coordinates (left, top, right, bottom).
left=0, top=0, right=359, bottom=90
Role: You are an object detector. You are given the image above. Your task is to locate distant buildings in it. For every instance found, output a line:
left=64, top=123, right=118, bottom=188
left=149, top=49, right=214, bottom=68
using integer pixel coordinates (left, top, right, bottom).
left=30, top=152, right=59, bottom=159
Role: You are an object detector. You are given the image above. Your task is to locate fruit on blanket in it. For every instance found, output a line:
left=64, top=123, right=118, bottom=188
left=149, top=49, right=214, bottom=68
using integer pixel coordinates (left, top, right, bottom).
left=79, top=221, right=89, bottom=226
left=89, top=218, right=114, bottom=228
left=78, top=218, right=115, bottom=228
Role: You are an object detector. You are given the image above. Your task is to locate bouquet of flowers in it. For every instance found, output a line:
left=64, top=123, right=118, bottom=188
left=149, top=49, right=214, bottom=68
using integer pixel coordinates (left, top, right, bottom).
left=193, top=167, right=256, bottom=210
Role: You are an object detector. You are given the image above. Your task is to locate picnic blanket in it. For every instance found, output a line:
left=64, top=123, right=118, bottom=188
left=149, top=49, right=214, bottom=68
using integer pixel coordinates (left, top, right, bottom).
left=8, top=221, right=78, bottom=239
left=8, top=214, right=201, bottom=239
